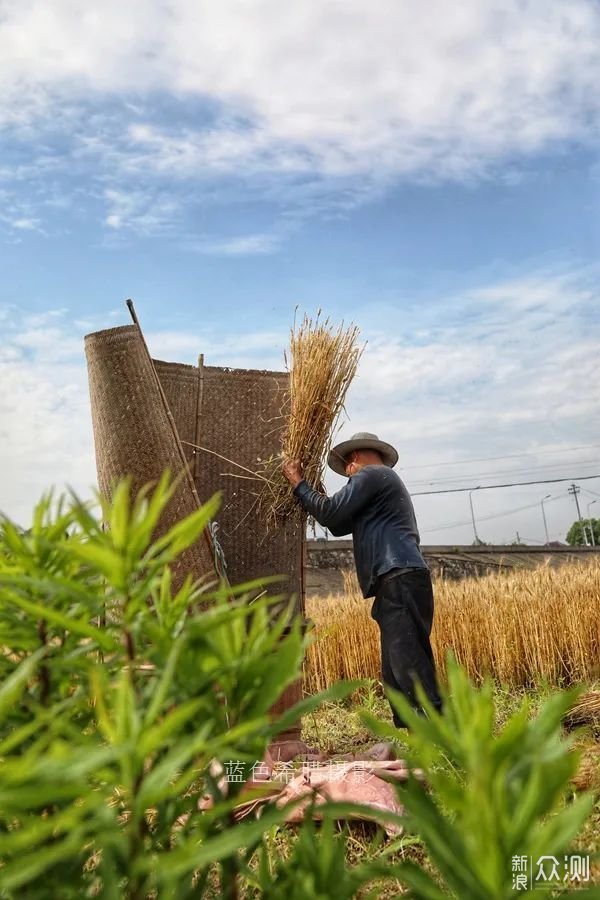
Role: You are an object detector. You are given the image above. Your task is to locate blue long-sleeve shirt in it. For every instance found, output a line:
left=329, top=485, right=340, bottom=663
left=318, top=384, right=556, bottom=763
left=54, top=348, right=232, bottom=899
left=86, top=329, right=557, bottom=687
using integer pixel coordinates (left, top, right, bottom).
left=294, top=464, right=427, bottom=598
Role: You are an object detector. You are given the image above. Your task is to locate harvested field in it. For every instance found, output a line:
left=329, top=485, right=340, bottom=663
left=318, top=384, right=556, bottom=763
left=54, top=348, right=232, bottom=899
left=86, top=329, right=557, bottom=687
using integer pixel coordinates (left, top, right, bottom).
left=304, top=561, right=600, bottom=693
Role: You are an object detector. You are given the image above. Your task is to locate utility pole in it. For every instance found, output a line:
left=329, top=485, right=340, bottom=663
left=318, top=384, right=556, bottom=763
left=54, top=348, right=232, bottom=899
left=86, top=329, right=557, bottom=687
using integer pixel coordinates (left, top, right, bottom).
left=469, top=488, right=481, bottom=544
left=540, top=493, right=551, bottom=544
left=568, top=483, right=589, bottom=546
left=587, top=499, right=597, bottom=548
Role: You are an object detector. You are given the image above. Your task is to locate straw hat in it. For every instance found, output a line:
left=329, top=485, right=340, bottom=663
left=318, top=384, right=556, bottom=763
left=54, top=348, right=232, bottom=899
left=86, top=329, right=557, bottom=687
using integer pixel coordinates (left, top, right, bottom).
left=327, top=432, right=398, bottom=476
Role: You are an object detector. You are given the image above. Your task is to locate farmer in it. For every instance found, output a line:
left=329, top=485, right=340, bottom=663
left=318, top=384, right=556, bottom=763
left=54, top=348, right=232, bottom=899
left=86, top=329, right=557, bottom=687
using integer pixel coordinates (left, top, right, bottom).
left=283, top=432, right=442, bottom=728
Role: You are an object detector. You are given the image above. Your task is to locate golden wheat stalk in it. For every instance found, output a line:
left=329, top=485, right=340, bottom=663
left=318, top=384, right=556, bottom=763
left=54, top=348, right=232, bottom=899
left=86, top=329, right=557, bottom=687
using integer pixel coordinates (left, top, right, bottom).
left=261, top=311, right=363, bottom=524
left=304, top=562, right=600, bottom=693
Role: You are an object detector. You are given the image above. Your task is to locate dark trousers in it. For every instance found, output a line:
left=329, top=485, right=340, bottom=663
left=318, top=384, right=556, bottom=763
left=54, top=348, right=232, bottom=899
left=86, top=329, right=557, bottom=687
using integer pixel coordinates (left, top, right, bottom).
left=371, top=569, right=443, bottom=728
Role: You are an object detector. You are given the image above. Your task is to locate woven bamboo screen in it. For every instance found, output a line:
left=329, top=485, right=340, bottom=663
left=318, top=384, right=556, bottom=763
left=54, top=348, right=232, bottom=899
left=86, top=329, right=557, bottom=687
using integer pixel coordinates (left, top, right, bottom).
left=154, top=360, right=304, bottom=616
left=84, top=325, right=217, bottom=589
left=86, top=328, right=304, bottom=737
left=85, top=326, right=304, bottom=615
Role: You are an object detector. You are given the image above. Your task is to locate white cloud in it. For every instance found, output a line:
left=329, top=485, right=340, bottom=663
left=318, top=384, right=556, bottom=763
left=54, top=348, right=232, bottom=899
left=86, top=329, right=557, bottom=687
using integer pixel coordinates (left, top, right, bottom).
left=146, top=328, right=285, bottom=369
left=11, top=217, right=41, bottom=231
left=0, top=312, right=287, bottom=525
left=1, top=0, right=600, bottom=236
left=0, top=189, right=47, bottom=235
left=1, top=0, right=599, bottom=248
left=349, top=267, right=598, bottom=439
left=189, top=232, right=282, bottom=256
left=0, top=344, right=95, bottom=527
left=102, top=188, right=179, bottom=235
left=1, top=264, right=598, bottom=542
left=325, top=265, right=600, bottom=542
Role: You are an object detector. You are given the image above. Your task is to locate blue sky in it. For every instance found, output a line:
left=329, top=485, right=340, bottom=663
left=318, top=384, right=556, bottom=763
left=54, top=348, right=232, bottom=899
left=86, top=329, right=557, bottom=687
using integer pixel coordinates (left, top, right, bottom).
left=1, top=0, right=599, bottom=544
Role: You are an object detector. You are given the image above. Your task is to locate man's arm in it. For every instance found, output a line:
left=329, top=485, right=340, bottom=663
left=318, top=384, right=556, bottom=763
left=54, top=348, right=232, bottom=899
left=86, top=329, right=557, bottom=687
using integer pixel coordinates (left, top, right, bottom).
left=282, top=461, right=380, bottom=535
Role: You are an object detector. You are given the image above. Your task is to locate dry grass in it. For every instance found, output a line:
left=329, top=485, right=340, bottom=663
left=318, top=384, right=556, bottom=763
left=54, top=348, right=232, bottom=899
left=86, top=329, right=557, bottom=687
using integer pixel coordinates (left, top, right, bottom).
left=304, top=562, right=600, bottom=693
left=260, top=311, right=363, bottom=523
left=564, top=690, right=600, bottom=731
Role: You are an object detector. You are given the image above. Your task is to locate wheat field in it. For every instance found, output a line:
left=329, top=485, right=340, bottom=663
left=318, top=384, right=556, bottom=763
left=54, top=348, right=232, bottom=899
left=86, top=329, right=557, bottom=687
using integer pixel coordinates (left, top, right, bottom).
left=304, top=562, right=600, bottom=693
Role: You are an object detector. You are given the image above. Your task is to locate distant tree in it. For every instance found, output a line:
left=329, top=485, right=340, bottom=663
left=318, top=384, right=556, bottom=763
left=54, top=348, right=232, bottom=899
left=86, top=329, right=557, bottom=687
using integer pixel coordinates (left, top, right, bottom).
left=566, top=518, right=600, bottom=546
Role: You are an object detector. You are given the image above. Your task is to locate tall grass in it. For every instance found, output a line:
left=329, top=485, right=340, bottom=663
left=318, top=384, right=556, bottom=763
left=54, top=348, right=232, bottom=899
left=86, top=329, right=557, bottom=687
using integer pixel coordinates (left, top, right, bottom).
left=304, top=561, right=600, bottom=693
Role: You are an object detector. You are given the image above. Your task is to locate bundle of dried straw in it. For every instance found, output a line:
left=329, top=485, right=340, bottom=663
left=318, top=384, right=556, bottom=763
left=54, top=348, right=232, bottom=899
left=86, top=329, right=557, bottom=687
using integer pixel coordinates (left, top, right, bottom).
left=563, top=690, right=600, bottom=730
left=260, top=311, right=363, bottom=524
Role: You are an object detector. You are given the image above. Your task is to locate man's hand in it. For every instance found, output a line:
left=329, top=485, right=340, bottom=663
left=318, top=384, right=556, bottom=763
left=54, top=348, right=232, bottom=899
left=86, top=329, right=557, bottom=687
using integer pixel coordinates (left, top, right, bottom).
left=282, top=458, right=304, bottom=488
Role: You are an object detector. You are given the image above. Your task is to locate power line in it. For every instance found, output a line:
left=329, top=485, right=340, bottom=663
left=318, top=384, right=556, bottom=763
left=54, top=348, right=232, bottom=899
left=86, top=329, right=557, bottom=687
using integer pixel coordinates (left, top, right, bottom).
left=581, top=487, right=600, bottom=499
left=401, top=443, right=600, bottom=471
left=409, top=459, right=600, bottom=488
left=421, top=495, right=563, bottom=534
left=412, top=473, right=600, bottom=497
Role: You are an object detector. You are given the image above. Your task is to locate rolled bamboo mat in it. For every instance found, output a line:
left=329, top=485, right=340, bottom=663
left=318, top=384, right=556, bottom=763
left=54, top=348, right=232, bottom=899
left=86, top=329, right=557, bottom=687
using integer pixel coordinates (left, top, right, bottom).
left=84, top=325, right=217, bottom=590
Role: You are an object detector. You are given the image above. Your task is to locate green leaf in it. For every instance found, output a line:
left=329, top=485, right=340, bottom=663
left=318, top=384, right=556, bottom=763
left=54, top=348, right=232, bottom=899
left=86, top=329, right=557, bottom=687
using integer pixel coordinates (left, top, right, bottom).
left=532, top=792, right=595, bottom=858
left=0, top=794, right=100, bottom=854
left=90, top=667, right=117, bottom=744
left=0, top=831, right=86, bottom=892
left=362, top=651, right=599, bottom=900
left=114, top=669, right=140, bottom=746
left=143, top=635, right=186, bottom=727
left=1, top=589, right=117, bottom=650
left=271, top=680, right=364, bottom=736
left=149, top=493, right=221, bottom=560
left=64, top=540, right=125, bottom=582
left=137, top=699, right=204, bottom=757
left=0, top=646, right=47, bottom=721
left=140, top=803, right=291, bottom=880
left=397, top=779, right=483, bottom=898
left=137, top=726, right=213, bottom=807
left=394, top=860, right=449, bottom=900
left=242, top=623, right=304, bottom=718
left=359, top=710, right=404, bottom=742
left=108, top=478, right=132, bottom=551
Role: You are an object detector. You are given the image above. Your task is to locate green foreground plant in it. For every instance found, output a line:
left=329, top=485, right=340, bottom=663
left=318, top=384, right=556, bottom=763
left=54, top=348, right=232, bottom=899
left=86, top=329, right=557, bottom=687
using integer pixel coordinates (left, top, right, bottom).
left=362, top=658, right=600, bottom=898
left=0, top=477, right=356, bottom=898
left=0, top=477, right=597, bottom=898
